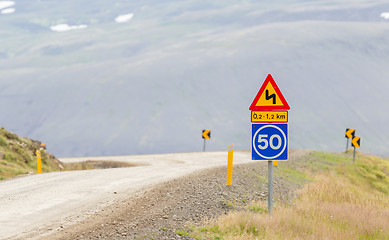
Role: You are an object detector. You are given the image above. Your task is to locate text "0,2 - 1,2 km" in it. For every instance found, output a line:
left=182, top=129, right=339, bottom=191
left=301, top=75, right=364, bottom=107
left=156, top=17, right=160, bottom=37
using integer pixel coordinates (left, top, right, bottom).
left=251, top=111, right=288, bottom=123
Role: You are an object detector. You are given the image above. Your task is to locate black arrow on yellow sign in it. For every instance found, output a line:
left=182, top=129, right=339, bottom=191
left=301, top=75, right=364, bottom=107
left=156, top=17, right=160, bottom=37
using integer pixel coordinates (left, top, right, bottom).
left=202, top=130, right=211, bottom=139
left=345, top=128, right=355, bottom=151
left=352, top=136, right=360, bottom=148
left=202, top=130, right=211, bottom=151
left=351, top=136, right=361, bottom=163
left=345, top=128, right=355, bottom=139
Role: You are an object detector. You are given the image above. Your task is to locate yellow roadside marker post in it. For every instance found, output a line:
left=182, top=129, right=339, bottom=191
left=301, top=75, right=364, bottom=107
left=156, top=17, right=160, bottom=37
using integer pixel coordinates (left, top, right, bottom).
left=226, top=145, right=234, bottom=186
left=273, top=160, right=278, bottom=166
left=36, top=150, right=42, bottom=173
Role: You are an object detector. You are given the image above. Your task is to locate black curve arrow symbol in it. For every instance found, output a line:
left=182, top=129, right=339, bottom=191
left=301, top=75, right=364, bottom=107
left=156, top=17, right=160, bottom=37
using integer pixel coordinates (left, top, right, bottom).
left=265, top=89, right=276, bottom=104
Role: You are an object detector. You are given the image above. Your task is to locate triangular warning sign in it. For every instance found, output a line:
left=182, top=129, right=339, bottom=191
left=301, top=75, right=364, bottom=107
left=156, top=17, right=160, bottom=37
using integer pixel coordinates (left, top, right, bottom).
left=249, top=74, right=290, bottom=111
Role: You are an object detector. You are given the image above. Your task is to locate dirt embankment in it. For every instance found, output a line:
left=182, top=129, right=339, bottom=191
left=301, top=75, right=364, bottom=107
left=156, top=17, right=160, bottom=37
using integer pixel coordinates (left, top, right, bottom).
left=45, top=152, right=307, bottom=240
left=0, top=127, right=62, bottom=179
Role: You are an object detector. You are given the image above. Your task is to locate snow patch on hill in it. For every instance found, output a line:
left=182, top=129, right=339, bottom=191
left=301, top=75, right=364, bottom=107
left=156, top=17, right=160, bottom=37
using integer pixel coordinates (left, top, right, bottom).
left=381, top=12, right=389, bottom=19
left=115, top=13, right=134, bottom=23
left=0, top=1, right=14, bottom=10
left=50, top=24, right=87, bottom=32
left=1, top=7, right=14, bottom=14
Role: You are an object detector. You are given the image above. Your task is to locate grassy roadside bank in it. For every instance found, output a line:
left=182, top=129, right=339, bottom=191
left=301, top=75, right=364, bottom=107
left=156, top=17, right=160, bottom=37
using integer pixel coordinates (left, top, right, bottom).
left=0, top=128, right=62, bottom=180
left=0, top=128, right=140, bottom=180
left=186, top=151, right=389, bottom=239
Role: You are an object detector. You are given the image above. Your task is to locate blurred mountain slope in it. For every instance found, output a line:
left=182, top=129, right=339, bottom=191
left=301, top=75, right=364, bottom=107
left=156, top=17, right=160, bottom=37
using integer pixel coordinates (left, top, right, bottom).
left=1, top=0, right=389, bottom=156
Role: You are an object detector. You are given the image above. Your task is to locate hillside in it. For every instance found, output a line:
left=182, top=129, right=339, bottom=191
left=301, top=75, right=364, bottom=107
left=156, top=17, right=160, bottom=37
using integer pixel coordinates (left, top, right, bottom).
left=0, top=127, right=62, bottom=179
left=1, top=0, right=389, bottom=157
left=188, top=151, right=389, bottom=239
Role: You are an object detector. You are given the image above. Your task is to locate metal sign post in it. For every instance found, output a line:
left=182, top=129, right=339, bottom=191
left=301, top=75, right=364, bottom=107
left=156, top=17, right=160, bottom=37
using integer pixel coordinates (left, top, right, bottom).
left=249, top=74, right=290, bottom=216
left=268, top=160, right=273, bottom=215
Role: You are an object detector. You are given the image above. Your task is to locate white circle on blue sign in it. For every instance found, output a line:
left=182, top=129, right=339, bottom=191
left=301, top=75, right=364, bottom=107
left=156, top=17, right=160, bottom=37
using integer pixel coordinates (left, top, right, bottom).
left=252, top=124, right=287, bottom=160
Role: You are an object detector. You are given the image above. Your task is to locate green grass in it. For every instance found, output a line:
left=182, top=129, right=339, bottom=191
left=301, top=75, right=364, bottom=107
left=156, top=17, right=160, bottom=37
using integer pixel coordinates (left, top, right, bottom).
left=176, top=230, right=191, bottom=237
left=247, top=205, right=267, bottom=213
left=0, top=136, right=7, bottom=147
left=276, top=165, right=310, bottom=184
left=257, top=175, right=268, bottom=184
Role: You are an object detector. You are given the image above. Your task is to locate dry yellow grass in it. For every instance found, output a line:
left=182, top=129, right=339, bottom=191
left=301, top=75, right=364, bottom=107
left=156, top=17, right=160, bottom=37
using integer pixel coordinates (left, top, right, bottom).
left=191, top=152, right=389, bottom=240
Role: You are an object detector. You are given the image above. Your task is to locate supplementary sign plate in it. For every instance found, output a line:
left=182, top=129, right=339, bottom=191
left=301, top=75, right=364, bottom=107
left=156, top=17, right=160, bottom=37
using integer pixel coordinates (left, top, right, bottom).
left=251, top=111, right=288, bottom=123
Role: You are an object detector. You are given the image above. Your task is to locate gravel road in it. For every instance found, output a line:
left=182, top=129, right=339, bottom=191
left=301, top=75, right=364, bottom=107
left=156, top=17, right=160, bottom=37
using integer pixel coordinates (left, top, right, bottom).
left=0, top=151, right=252, bottom=239
left=0, top=150, right=308, bottom=240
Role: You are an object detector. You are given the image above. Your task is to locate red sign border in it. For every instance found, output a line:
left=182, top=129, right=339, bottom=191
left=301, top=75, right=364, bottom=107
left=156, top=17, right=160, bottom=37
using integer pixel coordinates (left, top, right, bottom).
left=249, top=74, right=290, bottom=111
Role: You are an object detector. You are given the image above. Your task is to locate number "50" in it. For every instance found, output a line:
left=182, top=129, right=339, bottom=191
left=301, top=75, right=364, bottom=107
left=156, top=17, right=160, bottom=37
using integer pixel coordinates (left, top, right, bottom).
left=257, top=134, right=282, bottom=150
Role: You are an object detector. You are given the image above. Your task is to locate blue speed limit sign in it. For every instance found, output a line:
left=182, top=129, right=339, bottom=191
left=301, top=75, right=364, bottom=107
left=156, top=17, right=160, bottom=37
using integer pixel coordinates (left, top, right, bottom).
left=252, top=123, right=288, bottom=160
